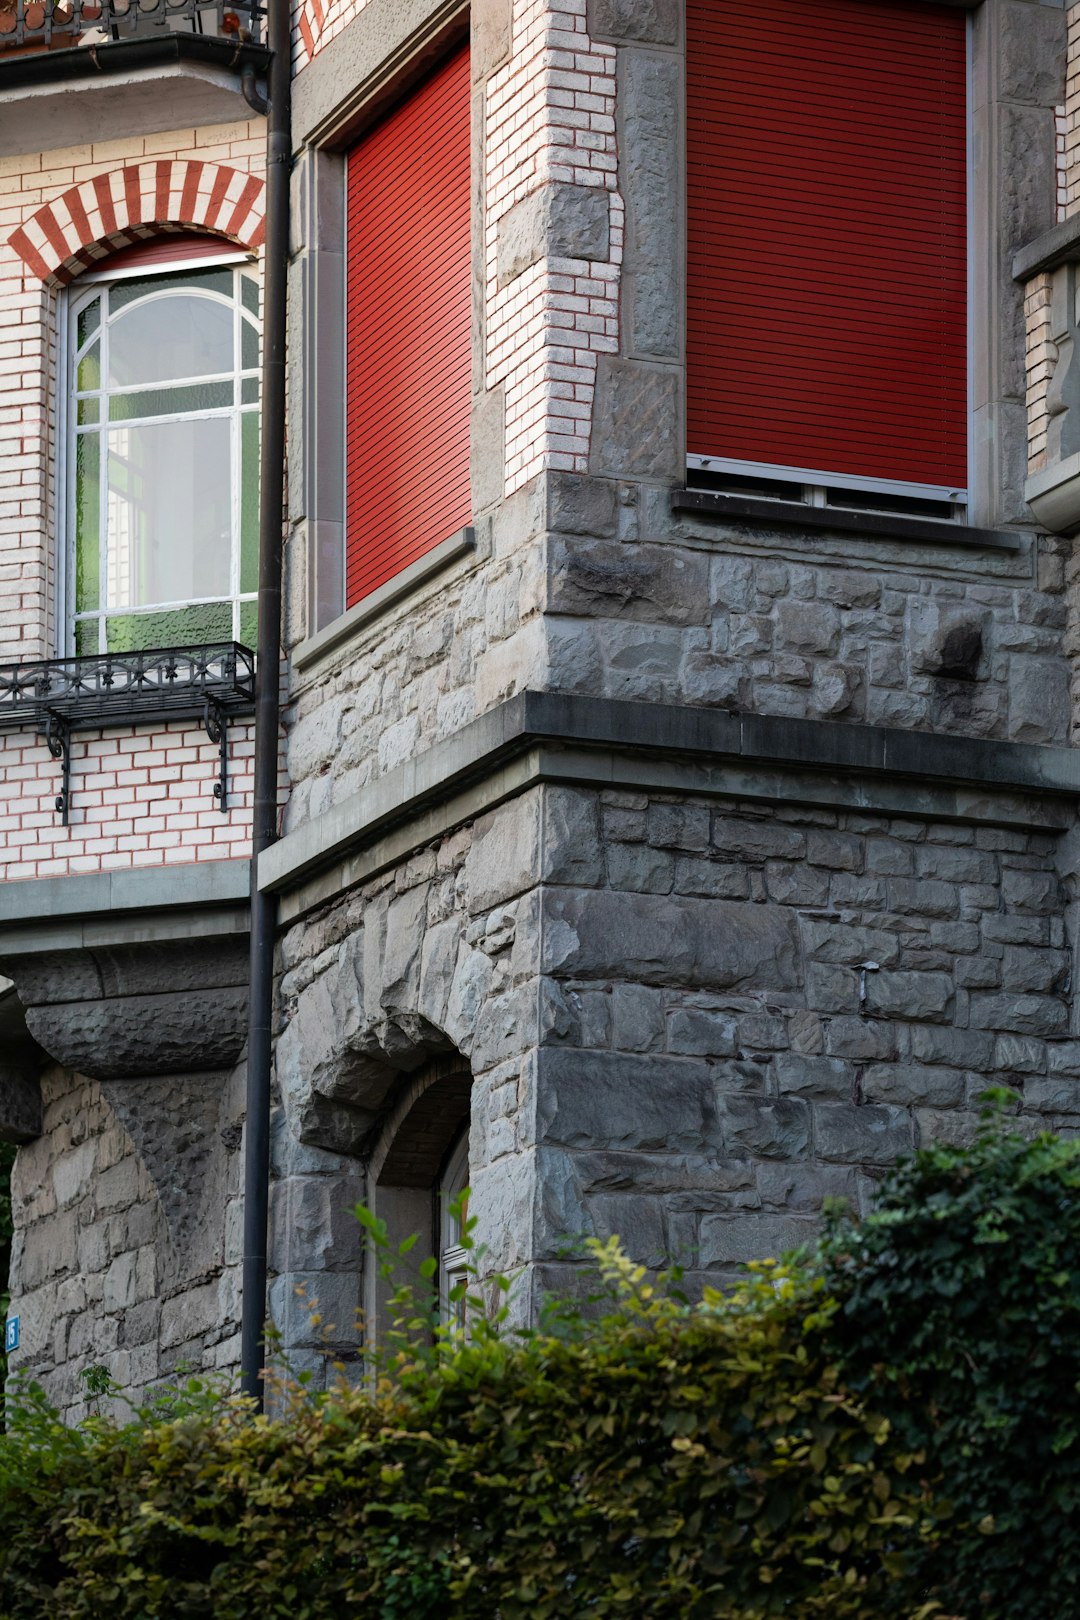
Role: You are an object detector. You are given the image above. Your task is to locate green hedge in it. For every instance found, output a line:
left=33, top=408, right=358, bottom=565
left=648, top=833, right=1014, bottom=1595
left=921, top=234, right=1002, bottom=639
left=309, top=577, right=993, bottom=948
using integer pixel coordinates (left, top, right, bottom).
left=0, top=1102, right=1076, bottom=1619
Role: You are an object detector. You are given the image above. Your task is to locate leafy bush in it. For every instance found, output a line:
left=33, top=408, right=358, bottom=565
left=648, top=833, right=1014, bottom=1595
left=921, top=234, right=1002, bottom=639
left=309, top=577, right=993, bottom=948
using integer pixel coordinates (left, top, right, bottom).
left=0, top=1102, right=1075, bottom=1619
left=820, top=1097, right=1080, bottom=1620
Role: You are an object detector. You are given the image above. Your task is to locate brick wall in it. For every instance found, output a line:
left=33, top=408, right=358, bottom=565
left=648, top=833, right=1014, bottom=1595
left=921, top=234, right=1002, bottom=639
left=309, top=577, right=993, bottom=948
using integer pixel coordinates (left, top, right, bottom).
left=484, top=0, right=623, bottom=492
left=0, top=124, right=267, bottom=881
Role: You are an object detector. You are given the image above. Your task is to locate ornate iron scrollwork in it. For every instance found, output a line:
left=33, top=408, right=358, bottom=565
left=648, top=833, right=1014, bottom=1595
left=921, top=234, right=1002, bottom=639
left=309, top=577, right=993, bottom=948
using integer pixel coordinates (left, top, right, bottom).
left=0, top=642, right=255, bottom=826
left=0, top=0, right=264, bottom=49
left=43, top=711, right=71, bottom=826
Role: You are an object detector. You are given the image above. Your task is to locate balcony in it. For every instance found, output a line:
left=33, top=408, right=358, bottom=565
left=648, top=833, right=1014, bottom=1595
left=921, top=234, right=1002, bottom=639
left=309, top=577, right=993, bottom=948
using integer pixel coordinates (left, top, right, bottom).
left=0, top=0, right=270, bottom=157
left=0, top=642, right=256, bottom=820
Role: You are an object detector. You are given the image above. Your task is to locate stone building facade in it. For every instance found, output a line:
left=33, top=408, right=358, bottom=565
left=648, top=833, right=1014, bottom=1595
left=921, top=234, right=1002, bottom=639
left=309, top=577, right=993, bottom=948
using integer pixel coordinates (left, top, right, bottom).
left=3, top=0, right=1080, bottom=1415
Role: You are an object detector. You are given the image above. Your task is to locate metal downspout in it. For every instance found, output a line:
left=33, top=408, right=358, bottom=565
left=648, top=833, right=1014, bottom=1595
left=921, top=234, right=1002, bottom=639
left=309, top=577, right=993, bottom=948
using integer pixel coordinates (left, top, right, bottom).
left=240, top=0, right=291, bottom=1409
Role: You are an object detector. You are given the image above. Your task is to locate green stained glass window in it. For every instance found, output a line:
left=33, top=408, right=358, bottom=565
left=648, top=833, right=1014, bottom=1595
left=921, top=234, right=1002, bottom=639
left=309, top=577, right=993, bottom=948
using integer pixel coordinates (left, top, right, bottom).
left=70, top=263, right=261, bottom=658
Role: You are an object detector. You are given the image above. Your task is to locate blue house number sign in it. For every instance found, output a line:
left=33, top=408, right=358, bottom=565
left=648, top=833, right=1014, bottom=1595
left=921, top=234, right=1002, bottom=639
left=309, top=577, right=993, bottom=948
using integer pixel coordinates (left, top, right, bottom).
left=5, top=1317, right=18, bottom=1353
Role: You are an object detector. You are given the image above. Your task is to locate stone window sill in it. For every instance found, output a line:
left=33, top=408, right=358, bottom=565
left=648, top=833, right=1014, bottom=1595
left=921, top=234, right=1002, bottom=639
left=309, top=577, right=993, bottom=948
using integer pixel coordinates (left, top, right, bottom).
left=291, top=525, right=477, bottom=678
left=670, top=489, right=1025, bottom=552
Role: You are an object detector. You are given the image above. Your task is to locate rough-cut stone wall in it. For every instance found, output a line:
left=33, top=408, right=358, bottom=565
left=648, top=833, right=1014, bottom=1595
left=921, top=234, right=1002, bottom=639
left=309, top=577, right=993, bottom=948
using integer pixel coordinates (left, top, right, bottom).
left=269, top=778, right=1080, bottom=1367
left=8, top=1061, right=245, bottom=1420
left=283, top=486, right=547, bottom=826
left=545, top=487, right=1072, bottom=743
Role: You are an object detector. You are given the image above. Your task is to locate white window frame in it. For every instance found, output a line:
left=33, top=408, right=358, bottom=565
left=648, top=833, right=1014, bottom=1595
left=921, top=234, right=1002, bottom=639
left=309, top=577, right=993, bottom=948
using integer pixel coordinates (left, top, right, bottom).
left=61, top=253, right=261, bottom=658
left=438, top=1130, right=470, bottom=1335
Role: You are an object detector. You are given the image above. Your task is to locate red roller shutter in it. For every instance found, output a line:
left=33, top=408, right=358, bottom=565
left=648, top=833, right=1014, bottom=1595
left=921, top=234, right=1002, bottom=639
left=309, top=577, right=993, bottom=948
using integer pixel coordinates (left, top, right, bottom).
left=345, top=43, right=472, bottom=608
left=687, top=0, right=968, bottom=491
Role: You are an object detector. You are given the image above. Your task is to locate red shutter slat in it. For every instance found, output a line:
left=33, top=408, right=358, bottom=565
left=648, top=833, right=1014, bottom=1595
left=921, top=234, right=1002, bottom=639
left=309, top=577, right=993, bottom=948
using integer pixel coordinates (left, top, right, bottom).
left=687, top=0, right=968, bottom=490
left=345, top=42, right=472, bottom=608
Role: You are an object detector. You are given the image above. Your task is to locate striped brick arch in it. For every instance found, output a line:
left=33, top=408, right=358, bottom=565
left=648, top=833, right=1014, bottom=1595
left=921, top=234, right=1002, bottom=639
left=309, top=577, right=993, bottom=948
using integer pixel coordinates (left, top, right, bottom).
left=7, top=160, right=265, bottom=287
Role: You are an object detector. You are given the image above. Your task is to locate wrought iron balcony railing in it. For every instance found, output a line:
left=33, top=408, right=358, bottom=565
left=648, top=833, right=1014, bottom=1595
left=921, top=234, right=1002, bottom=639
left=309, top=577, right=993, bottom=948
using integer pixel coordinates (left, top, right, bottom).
left=0, top=642, right=256, bottom=822
left=0, top=0, right=263, bottom=52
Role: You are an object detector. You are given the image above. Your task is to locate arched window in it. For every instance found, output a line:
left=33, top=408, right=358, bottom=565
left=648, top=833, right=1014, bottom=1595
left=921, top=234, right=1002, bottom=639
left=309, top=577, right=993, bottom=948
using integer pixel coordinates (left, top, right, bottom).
left=66, top=254, right=260, bottom=655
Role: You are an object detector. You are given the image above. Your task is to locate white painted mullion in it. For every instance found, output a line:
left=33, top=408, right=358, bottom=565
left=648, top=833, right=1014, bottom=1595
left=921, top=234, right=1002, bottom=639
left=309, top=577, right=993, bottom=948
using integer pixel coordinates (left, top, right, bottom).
left=98, top=284, right=110, bottom=655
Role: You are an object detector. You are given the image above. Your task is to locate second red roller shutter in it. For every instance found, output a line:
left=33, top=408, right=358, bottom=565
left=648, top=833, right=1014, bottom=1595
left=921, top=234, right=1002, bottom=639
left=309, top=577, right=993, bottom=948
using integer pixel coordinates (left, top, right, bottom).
left=345, top=42, right=472, bottom=608
left=686, top=0, right=968, bottom=492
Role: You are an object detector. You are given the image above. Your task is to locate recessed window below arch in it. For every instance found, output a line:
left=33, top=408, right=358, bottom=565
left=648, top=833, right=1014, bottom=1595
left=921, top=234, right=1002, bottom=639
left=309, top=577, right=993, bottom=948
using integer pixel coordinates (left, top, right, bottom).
left=367, top=1058, right=472, bottom=1346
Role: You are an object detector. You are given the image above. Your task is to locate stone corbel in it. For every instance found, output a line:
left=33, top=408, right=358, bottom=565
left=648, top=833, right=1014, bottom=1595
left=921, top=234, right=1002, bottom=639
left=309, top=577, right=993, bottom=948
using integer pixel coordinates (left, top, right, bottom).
left=1016, top=219, right=1080, bottom=535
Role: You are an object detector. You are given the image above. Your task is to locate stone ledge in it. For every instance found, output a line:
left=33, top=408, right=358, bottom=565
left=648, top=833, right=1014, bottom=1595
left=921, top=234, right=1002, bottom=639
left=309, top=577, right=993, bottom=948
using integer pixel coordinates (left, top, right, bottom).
left=261, top=692, right=1080, bottom=914
left=1013, top=214, right=1080, bottom=282
left=290, top=526, right=477, bottom=677
left=671, top=490, right=1026, bottom=552
left=0, top=858, right=250, bottom=955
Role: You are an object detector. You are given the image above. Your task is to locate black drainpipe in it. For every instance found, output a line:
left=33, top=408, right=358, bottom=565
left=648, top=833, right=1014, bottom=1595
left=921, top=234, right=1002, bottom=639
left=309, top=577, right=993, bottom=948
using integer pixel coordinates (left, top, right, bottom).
left=240, top=0, right=291, bottom=1409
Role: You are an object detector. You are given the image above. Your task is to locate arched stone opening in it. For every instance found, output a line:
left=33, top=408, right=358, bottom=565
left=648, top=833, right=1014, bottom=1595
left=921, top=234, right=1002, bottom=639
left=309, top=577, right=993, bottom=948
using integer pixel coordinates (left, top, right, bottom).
left=365, top=1055, right=473, bottom=1343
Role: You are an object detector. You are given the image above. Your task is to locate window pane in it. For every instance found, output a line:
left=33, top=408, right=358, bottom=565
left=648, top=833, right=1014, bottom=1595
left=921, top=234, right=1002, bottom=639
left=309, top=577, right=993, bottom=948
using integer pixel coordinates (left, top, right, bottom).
left=75, top=433, right=100, bottom=614
left=108, top=293, right=235, bottom=386
left=76, top=297, right=100, bottom=350
left=74, top=618, right=100, bottom=656
left=77, top=398, right=99, bottom=426
left=77, top=343, right=100, bottom=394
left=105, top=601, right=232, bottom=652
left=106, top=418, right=231, bottom=609
left=241, top=320, right=259, bottom=372
left=241, top=276, right=259, bottom=317
left=240, top=413, right=260, bottom=594
left=110, top=267, right=231, bottom=311
left=241, top=377, right=259, bottom=404
left=108, top=381, right=232, bottom=423
left=239, top=599, right=258, bottom=649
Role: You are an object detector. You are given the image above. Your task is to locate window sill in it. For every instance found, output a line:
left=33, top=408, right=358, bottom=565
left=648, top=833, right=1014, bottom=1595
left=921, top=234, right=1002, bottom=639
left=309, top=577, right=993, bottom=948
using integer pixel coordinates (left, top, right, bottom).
left=291, top=525, right=477, bottom=677
left=670, top=489, right=1025, bottom=552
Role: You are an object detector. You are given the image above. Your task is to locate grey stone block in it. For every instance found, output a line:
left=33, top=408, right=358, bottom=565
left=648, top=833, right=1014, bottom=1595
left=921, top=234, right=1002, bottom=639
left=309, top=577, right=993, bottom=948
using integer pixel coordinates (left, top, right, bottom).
left=590, top=357, right=680, bottom=479
left=994, top=1035, right=1047, bottom=1074
left=1002, top=868, right=1063, bottom=914
left=698, top=1213, right=817, bottom=1266
left=620, top=49, right=680, bottom=356
left=713, top=818, right=804, bottom=862
left=756, top=1164, right=857, bottom=1213
left=801, top=920, right=901, bottom=970
left=969, top=994, right=1069, bottom=1036
left=805, top=963, right=859, bottom=1014
left=775, top=600, right=841, bottom=657
left=1024, top=1077, right=1080, bottom=1115
left=471, top=384, right=505, bottom=515
left=861, top=1064, right=966, bottom=1108
left=824, top=1017, right=897, bottom=1061
left=814, top=1104, right=914, bottom=1165
left=666, top=1007, right=737, bottom=1058
left=536, top=1049, right=716, bottom=1151
left=717, top=1096, right=811, bottom=1160
left=546, top=473, right=619, bottom=538
left=464, top=793, right=541, bottom=914
left=1047, top=1042, right=1080, bottom=1076
left=1001, top=945, right=1070, bottom=993
left=909, top=1025, right=995, bottom=1070
left=588, top=0, right=678, bottom=42
left=496, top=182, right=610, bottom=287
left=611, top=984, right=664, bottom=1052
left=863, top=971, right=953, bottom=1022
left=541, top=889, right=801, bottom=991
left=549, top=540, right=709, bottom=627
left=774, top=1054, right=852, bottom=1101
